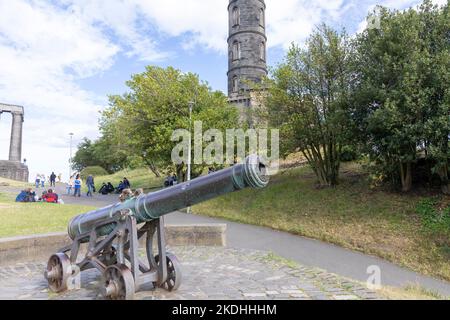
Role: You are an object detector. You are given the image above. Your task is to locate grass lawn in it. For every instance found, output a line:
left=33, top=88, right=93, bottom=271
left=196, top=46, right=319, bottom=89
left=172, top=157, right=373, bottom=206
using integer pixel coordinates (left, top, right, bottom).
left=0, top=193, right=95, bottom=238
left=193, top=162, right=450, bottom=282
left=92, top=168, right=164, bottom=193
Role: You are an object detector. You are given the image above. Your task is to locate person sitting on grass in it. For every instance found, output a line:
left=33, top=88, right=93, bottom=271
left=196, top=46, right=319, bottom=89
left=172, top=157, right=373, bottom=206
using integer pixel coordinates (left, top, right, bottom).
left=116, top=181, right=126, bottom=193
left=123, top=177, right=131, bottom=189
left=99, top=182, right=108, bottom=195
left=107, top=182, right=115, bottom=194
left=171, top=174, right=178, bottom=186
left=164, top=175, right=170, bottom=188
left=39, top=190, right=47, bottom=201
left=42, top=189, right=59, bottom=203
left=15, top=188, right=36, bottom=203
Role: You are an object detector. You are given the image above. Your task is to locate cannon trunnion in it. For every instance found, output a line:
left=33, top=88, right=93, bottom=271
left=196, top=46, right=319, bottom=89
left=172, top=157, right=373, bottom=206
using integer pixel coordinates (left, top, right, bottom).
left=44, top=156, right=269, bottom=299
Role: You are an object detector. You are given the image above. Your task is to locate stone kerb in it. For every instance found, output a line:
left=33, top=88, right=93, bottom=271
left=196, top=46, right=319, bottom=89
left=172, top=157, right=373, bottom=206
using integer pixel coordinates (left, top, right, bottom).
left=0, top=224, right=226, bottom=265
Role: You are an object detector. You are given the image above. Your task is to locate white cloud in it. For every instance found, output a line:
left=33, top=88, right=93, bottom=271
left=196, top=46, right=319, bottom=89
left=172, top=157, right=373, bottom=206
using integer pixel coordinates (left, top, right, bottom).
left=135, top=0, right=353, bottom=51
left=56, top=0, right=354, bottom=54
left=0, top=0, right=118, bottom=180
left=58, top=0, right=169, bottom=61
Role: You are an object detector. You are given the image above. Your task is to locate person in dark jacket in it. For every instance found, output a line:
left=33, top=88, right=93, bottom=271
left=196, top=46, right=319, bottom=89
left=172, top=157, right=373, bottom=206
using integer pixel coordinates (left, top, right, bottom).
left=106, top=182, right=115, bottom=194
left=99, top=183, right=108, bottom=195
left=164, top=176, right=170, bottom=188
left=171, top=174, right=178, bottom=185
left=116, top=181, right=125, bottom=193
left=123, top=177, right=131, bottom=189
left=50, top=172, right=57, bottom=187
left=86, top=175, right=95, bottom=197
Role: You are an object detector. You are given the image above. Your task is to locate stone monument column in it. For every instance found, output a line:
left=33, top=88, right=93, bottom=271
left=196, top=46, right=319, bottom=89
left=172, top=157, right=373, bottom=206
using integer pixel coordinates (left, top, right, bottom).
left=9, top=112, right=23, bottom=162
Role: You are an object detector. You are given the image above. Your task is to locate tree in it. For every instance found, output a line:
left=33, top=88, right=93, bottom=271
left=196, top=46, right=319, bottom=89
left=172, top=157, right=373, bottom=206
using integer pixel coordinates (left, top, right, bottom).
left=71, top=137, right=128, bottom=173
left=353, top=1, right=449, bottom=192
left=101, top=66, right=239, bottom=180
left=71, top=138, right=96, bottom=172
left=265, top=24, right=355, bottom=187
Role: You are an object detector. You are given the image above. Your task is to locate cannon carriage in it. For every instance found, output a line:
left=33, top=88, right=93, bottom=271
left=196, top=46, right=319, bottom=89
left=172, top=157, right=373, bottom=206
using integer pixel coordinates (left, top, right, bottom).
left=44, top=155, right=269, bottom=300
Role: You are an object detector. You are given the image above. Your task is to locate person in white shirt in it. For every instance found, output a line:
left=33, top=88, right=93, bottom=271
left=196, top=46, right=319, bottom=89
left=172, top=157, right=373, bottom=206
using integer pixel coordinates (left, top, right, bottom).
left=67, top=175, right=75, bottom=195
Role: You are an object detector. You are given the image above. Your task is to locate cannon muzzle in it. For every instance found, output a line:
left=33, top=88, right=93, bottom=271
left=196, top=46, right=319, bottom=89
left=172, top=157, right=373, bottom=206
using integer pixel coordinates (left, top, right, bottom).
left=68, top=155, right=269, bottom=240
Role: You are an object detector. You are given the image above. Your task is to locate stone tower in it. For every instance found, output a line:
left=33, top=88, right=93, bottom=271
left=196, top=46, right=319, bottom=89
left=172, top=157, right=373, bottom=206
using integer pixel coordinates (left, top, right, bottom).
left=227, top=0, right=267, bottom=108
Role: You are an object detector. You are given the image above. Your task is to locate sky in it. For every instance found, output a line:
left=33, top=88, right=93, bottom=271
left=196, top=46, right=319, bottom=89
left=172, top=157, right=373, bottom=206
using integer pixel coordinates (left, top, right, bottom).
left=0, top=0, right=446, bottom=182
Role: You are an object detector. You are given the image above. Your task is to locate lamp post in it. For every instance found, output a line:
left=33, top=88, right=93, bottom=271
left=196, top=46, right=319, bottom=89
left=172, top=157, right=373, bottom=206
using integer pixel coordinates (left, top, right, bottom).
left=69, top=133, right=74, bottom=182
left=186, top=101, right=194, bottom=214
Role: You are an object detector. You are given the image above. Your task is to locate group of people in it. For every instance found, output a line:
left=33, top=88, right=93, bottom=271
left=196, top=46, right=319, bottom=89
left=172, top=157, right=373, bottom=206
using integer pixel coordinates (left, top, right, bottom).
left=164, top=174, right=178, bottom=188
left=16, top=188, right=61, bottom=204
left=98, top=178, right=131, bottom=195
left=66, top=174, right=131, bottom=197
left=34, top=172, right=59, bottom=188
left=66, top=173, right=89, bottom=197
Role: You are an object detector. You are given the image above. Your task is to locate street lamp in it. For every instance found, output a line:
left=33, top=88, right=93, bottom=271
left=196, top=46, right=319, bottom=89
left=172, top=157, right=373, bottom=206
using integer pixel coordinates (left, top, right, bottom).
left=186, top=101, right=194, bottom=214
left=69, top=133, right=74, bottom=181
left=187, top=101, right=194, bottom=182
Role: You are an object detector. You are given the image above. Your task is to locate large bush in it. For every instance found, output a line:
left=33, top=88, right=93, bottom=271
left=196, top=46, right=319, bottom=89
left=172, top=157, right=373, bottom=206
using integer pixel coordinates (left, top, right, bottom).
left=80, top=166, right=108, bottom=180
left=353, top=1, right=449, bottom=192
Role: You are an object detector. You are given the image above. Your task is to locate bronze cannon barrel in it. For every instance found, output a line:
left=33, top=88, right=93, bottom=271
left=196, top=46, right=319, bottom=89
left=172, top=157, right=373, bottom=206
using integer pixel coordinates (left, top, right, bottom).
left=68, top=155, right=269, bottom=240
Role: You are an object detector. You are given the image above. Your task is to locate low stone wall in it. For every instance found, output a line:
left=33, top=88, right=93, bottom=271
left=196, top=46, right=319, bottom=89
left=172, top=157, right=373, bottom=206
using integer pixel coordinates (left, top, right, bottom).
left=0, top=224, right=226, bottom=265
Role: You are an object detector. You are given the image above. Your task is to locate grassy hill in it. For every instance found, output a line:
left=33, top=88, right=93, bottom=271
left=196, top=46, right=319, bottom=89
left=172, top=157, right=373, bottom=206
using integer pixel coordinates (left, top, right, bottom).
left=193, top=163, right=450, bottom=282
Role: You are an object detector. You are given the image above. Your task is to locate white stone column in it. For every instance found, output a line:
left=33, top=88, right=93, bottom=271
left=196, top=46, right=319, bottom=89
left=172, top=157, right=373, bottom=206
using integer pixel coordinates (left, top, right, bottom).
left=9, top=112, right=23, bottom=162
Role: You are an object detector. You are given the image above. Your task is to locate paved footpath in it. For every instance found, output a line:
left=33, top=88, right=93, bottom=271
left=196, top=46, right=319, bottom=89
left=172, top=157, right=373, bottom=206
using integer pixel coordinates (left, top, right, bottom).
left=0, top=247, right=379, bottom=300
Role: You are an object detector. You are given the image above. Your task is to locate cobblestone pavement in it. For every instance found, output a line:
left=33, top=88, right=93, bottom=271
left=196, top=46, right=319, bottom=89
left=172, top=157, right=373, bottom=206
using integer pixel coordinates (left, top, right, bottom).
left=0, top=247, right=380, bottom=300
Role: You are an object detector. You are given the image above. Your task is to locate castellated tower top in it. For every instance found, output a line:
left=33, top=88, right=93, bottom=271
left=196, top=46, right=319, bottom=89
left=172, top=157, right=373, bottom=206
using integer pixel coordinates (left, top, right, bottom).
left=227, top=0, right=267, bottom=103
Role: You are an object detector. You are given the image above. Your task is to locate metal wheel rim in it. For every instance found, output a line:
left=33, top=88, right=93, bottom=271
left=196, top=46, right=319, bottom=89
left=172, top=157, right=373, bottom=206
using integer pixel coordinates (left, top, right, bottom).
left=103, top=264, right=135, bottom=300
left=155, top=253, right=182, bottom=292
left=46, top=253, right=71, bottom=293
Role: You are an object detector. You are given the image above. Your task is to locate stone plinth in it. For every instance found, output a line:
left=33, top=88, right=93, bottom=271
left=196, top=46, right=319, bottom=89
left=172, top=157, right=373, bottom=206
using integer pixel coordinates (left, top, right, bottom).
left=0, top=160, right=29, bottom=182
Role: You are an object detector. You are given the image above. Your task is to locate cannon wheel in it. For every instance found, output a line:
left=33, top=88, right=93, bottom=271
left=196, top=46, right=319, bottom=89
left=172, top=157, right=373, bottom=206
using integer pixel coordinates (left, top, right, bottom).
left=155, top=253, right=182, bottom=292
left=45, top=253, right=72, bottom=293
left=102, top=264, right=135, bottom=300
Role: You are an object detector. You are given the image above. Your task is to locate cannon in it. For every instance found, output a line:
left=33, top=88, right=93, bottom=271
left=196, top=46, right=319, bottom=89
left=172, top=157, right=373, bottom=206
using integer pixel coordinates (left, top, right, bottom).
left=44, top=155, right=269, bottom=299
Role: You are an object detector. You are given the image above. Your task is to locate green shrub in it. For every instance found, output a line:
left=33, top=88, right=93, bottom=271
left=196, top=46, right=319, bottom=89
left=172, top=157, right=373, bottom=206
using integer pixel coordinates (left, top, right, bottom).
left=80, top=166, right=108, bottom=179
left=340, top=146, right=359, bottom=162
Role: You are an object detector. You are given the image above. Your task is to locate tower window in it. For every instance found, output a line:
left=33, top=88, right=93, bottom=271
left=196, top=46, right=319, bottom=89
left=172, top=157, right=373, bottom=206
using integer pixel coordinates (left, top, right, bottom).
left=232, top=7, right=240, bottom=26
left=232, top=76, right=239, bottom=93
left=260, top=42, right=266, bottom=61
left=232, top=41, right=240, bottom=61
left=259, top=8, right=265, bottom=27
